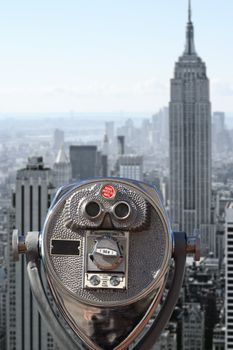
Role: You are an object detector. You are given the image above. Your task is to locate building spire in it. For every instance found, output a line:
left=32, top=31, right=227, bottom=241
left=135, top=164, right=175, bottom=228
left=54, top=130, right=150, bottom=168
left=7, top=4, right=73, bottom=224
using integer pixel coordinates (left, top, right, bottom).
left=55, top=144, right=69, bottom=164
left=184, top=0, right=196, bottom=55
left=188, top=0, right=192, bottom=22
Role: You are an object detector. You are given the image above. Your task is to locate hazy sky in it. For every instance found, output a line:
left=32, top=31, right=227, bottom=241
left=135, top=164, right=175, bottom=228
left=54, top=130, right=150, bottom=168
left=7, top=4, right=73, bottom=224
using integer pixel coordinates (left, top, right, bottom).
left=0, top=0, right=232, bottom=114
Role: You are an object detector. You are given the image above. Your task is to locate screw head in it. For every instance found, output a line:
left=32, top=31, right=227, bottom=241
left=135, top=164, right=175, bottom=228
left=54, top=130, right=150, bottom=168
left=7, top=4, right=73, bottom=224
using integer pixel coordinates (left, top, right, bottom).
left=90, top=275, right=101, bottom=286
left=110, top=276, right=121, bottom=287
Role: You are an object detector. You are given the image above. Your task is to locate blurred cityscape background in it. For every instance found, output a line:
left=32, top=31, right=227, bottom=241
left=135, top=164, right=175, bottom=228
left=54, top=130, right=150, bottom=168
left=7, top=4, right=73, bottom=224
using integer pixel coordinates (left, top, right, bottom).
left=0, top=1, right=233, bottom=350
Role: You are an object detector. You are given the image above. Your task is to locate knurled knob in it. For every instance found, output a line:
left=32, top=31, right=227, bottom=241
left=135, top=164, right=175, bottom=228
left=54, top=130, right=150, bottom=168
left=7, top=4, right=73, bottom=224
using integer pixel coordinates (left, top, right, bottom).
left=90, top=237, right=123, bottom=270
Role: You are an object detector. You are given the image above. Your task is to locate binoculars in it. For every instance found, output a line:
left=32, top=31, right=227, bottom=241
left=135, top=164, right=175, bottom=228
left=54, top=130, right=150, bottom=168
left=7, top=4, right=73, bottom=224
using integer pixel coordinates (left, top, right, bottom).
left=13, top=178, right=200, bottom=350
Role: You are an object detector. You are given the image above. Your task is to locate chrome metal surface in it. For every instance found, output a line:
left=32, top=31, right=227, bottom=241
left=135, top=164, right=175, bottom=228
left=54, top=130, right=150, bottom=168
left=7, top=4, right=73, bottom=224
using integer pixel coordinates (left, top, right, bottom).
left=112, top=201, right=131, bottom=220
left=90, top=237, right=123, bottom=270
left=12, top=230, right=40, bottom=261
left=48, top=274, right=165, bottom=350
left=42, top=180, right=171, bottom=305
left=39, top=178, right=172, bottom=349
left=27, top=258, right=81, bottom=350
left=62, top=180, right=150, bottom=232
left=12, top=229, right=20, bottom=261
left=134, top=231, right=187, bottom=350
left=84, top=201, right=103, bottom=219
left=12, top=229, right=27, bottom=261
left=84, top=230, right=129, bottom=290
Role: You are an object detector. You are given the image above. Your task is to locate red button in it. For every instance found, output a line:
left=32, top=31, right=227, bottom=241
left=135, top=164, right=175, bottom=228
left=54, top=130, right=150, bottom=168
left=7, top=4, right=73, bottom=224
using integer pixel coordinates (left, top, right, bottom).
left=101, top=185, right=116, bottom=199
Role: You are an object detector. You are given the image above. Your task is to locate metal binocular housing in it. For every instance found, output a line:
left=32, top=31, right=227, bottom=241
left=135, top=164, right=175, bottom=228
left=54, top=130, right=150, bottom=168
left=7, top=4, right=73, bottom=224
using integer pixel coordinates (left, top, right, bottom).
left=12, top=178, right=200, bottom=350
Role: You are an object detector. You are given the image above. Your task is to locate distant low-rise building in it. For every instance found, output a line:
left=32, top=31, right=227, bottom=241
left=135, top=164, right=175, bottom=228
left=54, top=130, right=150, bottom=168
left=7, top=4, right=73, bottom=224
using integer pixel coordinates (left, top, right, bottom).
left=182, top=303, right=204, bottom=350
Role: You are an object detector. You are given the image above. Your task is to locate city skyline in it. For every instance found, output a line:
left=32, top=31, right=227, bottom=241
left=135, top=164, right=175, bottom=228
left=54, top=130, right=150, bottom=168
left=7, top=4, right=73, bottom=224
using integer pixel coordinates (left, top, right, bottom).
left=0, top=1, right=232, bottom=349
left=0, top=0, right=232, bottom=114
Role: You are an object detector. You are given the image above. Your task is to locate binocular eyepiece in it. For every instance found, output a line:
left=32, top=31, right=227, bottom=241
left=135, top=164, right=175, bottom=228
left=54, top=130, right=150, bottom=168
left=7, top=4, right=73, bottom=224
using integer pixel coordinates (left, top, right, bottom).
left=12, top=178, right=200, bottom=350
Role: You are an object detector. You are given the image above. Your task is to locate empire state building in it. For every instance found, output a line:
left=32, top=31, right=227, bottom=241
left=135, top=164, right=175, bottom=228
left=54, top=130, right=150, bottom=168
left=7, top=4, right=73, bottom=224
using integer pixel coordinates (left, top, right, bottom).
left=169, top=2, right=213, bottom=253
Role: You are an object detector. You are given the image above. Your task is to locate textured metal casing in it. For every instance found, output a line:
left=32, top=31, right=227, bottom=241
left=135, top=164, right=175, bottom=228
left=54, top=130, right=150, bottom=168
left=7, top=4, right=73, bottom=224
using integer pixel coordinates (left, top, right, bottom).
left=40, top=178, right=172, bottom=349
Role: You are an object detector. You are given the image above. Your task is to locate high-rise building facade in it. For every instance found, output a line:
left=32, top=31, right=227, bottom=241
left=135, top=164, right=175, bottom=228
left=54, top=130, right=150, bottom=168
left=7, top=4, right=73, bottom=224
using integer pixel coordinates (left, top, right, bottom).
left=53, top=145, right=71, bottom=188
left=0, top=267, right=6, bottom=350
left=70, top=145, right=98, bottom=181
left=169, top=2, right=212, bottom=252
left=6, top=205, right=16, bottom=350
left=152, top=323, right=177, bottom=350
left=182, top=303, right=204, bottom=350
left=212, top=112, right=225, bottom=134
left=7, top=157, right=59, bottom=350
left=53, top=129, right=64, bottom=151
left=225, top=202, right=233, bottom=350
left=105, top=121, right=114, bottom=143
left=212, top=324, right=225, bottom=350
left=212, top=111, right=231, bottom=155
left=119, top=155, right=143, bottom=181
left=69, top=145, right=108, bottom=181
left=152, top=107, right=169, bottom=152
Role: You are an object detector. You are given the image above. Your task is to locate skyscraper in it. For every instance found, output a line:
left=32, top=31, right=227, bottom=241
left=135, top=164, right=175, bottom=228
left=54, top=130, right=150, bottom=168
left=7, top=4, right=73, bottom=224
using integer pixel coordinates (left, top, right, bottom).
left=69, top=145, right=108, bottom=181
left=0, top=267, right=6, bottom=350
left=212, top=112, right=231, bottom=155
left=53, top=129, right=64, bottom=151
left=6, top=206, right=16, bottom=350
left=225, top=202, right=233, bottom=350
left=169, top=2, right=212, bottom=252
left=7, top=157, right=59, bottom=350
left=152, top=107, right=169, bottom=152
left=70, top=145, right=98, bottom=180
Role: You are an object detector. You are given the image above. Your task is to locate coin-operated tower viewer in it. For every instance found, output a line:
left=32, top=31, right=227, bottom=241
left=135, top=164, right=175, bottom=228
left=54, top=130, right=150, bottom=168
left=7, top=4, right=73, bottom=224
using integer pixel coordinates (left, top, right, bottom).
left=13, top=178, right=200, bottom=350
